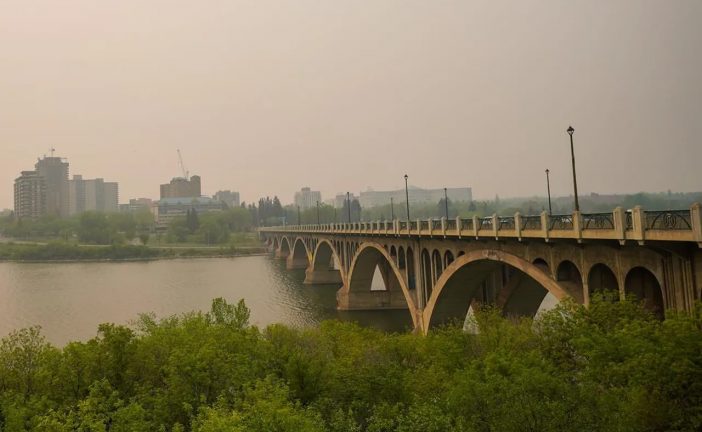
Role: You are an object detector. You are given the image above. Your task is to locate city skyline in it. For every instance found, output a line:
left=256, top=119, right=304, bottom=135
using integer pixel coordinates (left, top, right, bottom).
left=2, top=1, right=701, bottom=209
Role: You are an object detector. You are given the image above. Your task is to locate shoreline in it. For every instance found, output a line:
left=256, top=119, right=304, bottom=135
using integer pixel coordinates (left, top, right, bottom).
left=0, top=252, right=271, bottom=264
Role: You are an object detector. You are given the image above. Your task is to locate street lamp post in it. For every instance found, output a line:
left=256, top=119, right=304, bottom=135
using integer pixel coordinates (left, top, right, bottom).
left=545, top=169, right=553, bottom=216
left=297, top=205, right=301, bottom=225
left=404, top=174, right=411, bottom=222
left=567, top=126, right=580, bottom=212
left=443, top=187, right=449, bottom=219
left=346, top=192, right=352, bottom=223
left=390, top=197, right=395, bottom=220
left=316, top=200, right=320, bottom=225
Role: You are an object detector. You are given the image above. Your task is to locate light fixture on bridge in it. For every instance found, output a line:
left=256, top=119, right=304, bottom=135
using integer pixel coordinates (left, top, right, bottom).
left=404, top=174, right=411, bottom=222
left=567, top=126, right=579, bottom=212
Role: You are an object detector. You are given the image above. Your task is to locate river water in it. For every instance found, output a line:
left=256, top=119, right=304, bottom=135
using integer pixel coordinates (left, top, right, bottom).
left=0, top=256, right=413, bottom=346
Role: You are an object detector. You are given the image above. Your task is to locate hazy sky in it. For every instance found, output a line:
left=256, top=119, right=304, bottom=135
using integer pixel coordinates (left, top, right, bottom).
left=1, top=1, right=700, bottom=208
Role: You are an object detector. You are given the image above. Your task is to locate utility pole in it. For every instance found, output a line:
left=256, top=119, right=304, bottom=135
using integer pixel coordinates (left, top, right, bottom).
left=443, top=187, right=449, bottom=219
left=404, top=175, right=411, bottom=222
left=567, top=126, right=580, bottom=212
left=545, top=169, right=553, bottom=216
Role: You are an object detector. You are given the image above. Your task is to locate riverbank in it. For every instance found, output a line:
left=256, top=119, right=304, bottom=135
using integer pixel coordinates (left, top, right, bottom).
left=0, top=242, right=268, bottom=262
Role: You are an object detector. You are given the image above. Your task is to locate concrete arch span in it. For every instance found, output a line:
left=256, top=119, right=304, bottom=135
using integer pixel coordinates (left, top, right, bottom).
left=305, top=239, right=344, bottom=285
left=422, top=249, right=570, bottom=334
left=276, top=236, right=292, bottom=259
left=287, top=237, right=311, bottom=270
left=339, top=242, right=421, bottom=329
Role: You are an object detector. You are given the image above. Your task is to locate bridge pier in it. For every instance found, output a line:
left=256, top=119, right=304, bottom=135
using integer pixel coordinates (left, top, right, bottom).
left=286, top=255, right=308, bottom=270
left=304, top=268, right=342, bottom=285
left=336, top=288, right=409, bottom=310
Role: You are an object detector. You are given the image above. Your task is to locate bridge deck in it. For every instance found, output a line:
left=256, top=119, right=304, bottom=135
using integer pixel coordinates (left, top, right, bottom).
left=260, top=205, right=702, bottom=246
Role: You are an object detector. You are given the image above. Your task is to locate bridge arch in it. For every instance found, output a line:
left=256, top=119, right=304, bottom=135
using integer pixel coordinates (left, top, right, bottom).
left=308, top=239, right=345, bottom=282
left=444, top=250, right=455, bottom=268
left=533, top=257, right=549, bottom=272
left=556, top=260, right=584, bottom=303
left=625, top=267, right=664, bottom=319
left=342, top=242, right=420, bottom=328
left=278, top=236, right=292, bottom=258
left=587, top=263, right=619, bottom=301
left=422, top=249, right=570, bottom=334
left=286, top=237, right=311, bottom=269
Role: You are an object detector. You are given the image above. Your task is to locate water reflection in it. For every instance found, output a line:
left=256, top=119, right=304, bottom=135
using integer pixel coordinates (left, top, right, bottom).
left=0, top=256, right=413, bottom=346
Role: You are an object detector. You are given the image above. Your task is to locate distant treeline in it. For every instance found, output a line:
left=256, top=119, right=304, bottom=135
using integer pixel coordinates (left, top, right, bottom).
left=0, top=297, right=699, bottom=430
left=0, top=242, right=265, bottom=262
left=288, top=191, right=702, bottom=223
left=0, top=211, right=154, bottom=245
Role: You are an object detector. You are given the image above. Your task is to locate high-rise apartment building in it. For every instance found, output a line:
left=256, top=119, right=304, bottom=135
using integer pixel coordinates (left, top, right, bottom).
left=68, top=175, right=120, bottom=215
left=14, top=171, right=46, bottom=220
left=160, top=175, right=201, bottom=199
left=294, top=187, right=322, bottom=210
left=102, top=182, right=119, bottom=213
left=34, top=156, right=69, bottom=217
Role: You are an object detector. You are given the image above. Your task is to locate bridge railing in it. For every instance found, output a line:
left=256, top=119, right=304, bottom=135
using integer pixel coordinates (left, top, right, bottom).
left=520, top=215, right=542, bottom=231
left=460, top=218, right=474, bottom=232
left=549, top=214, right=574, bottom=230
left=645, top=210, right=692, bottom=231
left=259, top=203, right=702, bottom=246
left=478, top=217, right=493, bottom=232
left=446, top=218, right=457, bottom=231
left=582, top=213, right=615, bottom=230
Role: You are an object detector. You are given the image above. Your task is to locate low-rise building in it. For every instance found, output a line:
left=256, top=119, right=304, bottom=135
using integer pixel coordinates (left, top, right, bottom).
left=154, top=196, right=223, bottom=228
left=120, top=198, right=154, bottom=214
left=359, top=187, right=472, bottom=208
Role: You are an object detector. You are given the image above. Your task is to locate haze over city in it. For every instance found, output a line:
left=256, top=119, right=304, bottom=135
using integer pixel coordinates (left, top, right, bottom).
left=2, top=0, right=701, bottom=208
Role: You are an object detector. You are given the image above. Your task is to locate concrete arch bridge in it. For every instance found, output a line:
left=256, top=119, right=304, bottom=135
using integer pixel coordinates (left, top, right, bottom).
left=260, top=205, right=702, bottom=334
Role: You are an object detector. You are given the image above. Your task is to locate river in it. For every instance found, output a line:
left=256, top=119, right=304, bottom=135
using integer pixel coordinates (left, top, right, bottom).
left=0, top=255, right=413, bottom=345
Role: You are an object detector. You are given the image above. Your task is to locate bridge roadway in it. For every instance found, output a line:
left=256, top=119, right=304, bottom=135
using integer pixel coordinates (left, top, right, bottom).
left=259, top=204, right=702, bottom=334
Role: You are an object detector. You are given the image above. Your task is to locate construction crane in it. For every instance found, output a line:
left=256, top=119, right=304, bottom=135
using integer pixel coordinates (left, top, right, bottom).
left=177, top=149, right=189, bottom=180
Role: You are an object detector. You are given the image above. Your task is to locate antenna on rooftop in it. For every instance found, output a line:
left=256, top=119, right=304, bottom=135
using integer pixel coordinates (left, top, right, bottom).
left=177, top=149, right=189, bottom=180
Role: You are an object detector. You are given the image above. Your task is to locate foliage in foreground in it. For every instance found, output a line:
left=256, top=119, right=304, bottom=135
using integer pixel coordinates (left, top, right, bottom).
left=0, top=297, right=700, bottom=431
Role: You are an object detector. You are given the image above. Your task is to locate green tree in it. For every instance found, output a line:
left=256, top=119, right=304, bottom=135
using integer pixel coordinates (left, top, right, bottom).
left=78, top=212, right=113, bottom=244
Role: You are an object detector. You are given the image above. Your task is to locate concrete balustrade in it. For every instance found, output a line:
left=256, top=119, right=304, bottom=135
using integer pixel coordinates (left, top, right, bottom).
left=260, top=204, right=702, bottom=246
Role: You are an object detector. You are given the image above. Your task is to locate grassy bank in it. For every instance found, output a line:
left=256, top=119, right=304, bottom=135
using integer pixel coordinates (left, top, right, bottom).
left=0, top=242, right=267, bottom=262
left=0, top=298, right=699, bottom=430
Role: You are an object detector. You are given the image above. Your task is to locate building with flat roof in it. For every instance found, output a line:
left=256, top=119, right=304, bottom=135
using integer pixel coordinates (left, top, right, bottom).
left=120, top=198, right=153, bottom=214
left=333, top=193, right=358, bottom=208
left=68, top=175, right=119, bottom=215
left=160, top=175, right=201, bottom=199
left=35, top=156, right=69, bottom=217
left=214, top=190, right=240, bottom=208
left=358, top=187, right=472, bottom=208
left=294, top=187, right=321, bottom=210
left=14, top=171, right=46, bottom=220
left=154, top=196, right=223, bottom=227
